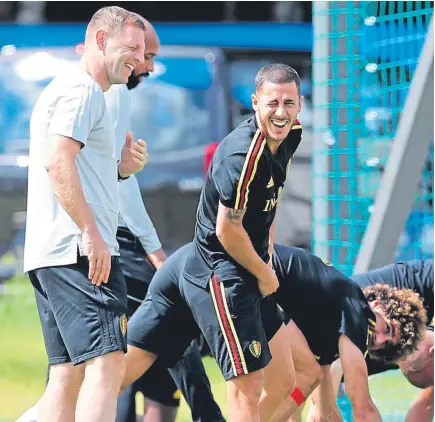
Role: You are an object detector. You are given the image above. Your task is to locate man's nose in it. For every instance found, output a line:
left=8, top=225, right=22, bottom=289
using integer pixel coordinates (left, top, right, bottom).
left=147, top=59, right=154, bottom=73
left=135, top=52, right=145, bottom=66
left=376, top=333, right=387, bottom=346
left=275, top=106, right=285, bottom=117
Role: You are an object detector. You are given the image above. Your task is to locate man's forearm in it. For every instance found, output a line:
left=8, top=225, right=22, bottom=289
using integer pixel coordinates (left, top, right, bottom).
left=218, top=224, right=268, bottom=280
left=46, top=156, right=98, bottom=233
left=405, top=387, right=434, bottom=422
left=147, top=248, right=167, bottom=270
left=352, top=401, right=382, bottom=422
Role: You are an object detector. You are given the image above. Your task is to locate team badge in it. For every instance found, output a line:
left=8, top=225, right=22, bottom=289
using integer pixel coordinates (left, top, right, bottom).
left=120, top=313, right=128, bottom=337
left=249, top=340, right=262, bottom=358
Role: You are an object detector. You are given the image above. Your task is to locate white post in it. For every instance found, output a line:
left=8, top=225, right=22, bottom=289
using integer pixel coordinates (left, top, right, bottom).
left=312, top=1, right=331, bottom=260
left=354, top=18, right=434, bottom=273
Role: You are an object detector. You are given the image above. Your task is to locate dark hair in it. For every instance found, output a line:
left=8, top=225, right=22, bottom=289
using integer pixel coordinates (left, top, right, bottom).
left=255, top=63, right=300, bottom=94
left=364, top=284, right=427, bottom=362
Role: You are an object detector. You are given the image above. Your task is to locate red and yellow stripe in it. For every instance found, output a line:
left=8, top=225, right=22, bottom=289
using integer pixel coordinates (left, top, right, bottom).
left=234, top=130, right=266, bottom=210
left=209, top=275, right=248, bottom=378
left=291, top=119, right=302, bottom=130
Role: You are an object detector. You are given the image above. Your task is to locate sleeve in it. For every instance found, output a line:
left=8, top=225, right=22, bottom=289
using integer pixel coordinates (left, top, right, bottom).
left=339, top=298, right=371, bottom=357
left=48, top=82, right=99, bottom=146
left=105, top=84, right=131, bottom=159
left=118, top=174, right=162, bottom=254
left=212, top=151, right=260, bottom=210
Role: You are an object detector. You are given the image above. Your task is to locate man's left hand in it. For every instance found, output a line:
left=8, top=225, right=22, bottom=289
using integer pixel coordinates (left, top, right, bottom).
left=119, top=131, right=148, bottom=177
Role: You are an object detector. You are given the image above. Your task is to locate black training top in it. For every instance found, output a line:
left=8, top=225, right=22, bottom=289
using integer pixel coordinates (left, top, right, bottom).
left=193, top=116, right=302, bottom=284
left=272, top=244, right=376, bottom=364
left=352, top=260, right=434, bottom=326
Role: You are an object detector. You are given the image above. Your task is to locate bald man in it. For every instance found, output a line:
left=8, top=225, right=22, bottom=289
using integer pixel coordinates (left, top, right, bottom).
left=115, top=19, right=224, bottom=422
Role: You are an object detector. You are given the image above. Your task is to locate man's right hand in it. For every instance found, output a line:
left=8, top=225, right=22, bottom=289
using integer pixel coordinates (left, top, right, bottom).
left=257, top=266, right=279, bottom=297
left=82, top=228, right=111, bottom=286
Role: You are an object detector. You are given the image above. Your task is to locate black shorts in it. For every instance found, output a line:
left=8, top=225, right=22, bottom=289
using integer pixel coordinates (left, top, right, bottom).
left=29, top=254, right=128, bottom=365
left=128, top=246, right=279, bottom=380
left=131, top=360, right=180, bottom=407
left=116, top=227, right=157, bottom=316
left=127, top=258, right=201, bottom=368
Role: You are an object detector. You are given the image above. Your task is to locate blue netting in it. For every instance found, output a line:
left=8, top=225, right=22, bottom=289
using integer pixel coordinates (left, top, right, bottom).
left=312, top=1, right=434, bottom=275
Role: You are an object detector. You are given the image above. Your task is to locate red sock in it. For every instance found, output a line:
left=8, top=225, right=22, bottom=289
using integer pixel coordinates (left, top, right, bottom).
left=290, top=387, right=306, bottom=407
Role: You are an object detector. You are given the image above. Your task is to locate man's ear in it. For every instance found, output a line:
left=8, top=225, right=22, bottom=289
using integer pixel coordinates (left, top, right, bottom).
left=252, top=94, right=259, bottom=112
left=298, top=95, right=304, bottom=113
left=96, top=29, right=108, bottom=51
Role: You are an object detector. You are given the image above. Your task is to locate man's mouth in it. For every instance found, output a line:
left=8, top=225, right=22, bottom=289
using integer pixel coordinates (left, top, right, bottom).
left=270, top=119, right=289, bottom=128
left=125, top=63, right=135, bottom=72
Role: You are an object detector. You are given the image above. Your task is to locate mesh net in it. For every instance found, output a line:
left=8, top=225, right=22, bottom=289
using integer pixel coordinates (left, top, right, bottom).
left=312, top=2, right=433, bottom=420
left=312, top=1, right=434, bottom=276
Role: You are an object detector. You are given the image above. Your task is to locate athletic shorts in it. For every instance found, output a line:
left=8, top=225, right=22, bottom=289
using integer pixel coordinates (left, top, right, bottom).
left=29, top=254, right=127, bottom=365
left=116, top=227, right=157, bottom=316
left=128, top=252, right=282, bottom=380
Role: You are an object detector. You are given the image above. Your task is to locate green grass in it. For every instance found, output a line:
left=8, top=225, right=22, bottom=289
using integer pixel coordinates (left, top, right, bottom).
left=0, top=276, right=423, bottom=421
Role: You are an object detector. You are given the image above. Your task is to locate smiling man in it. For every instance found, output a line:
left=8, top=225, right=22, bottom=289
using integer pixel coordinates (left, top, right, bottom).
left=23, top=6, right=147, bottom=422
left=124, top=63, right=303, bottom=421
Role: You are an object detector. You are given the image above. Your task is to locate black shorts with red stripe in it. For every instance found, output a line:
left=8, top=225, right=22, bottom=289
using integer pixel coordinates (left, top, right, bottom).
left=128, top=243, right=284, bottom=383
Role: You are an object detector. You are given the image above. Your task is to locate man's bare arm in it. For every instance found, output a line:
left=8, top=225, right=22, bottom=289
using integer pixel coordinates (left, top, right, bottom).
left=339, top=335, right=381, bottom=422
left=216, top=202, right=277, bottom=295
left=147, top=248, right=167, bottom=270
left=44, top=135, right=98, bottom=234
left=307, top=366, right=343, bottom=422
left=44, top=135, right=110, bottom=285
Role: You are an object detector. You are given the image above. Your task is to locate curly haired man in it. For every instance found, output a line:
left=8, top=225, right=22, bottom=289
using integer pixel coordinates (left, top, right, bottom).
left=316, top=260, right=434, bottom=422
left=263, top=245, right=427, bottom=422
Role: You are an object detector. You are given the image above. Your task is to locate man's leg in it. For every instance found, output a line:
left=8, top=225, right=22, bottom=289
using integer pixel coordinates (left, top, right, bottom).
left=116, top=382, right=138, bottom=422
left=168, top=339, right=225, bottom=422
left=31, top=256, right=129, bottom=422
left=259, top=323, right=295, bottom=422
left=121, top=255, right=200, bottom=394
left=305, top=366, right=342, bottom=422
left=186, top=275, right=272, bottom=422
left=39, top=363, right=84, bottom=422
left=132, top=358, right=180, bottom=422
left=143, top=399, right=178, bottom=422
left=75, top=351, right=126, bottom=422
left=269, top=321, right=324, bottom=422
left=226, top=370, right=264, bottom=422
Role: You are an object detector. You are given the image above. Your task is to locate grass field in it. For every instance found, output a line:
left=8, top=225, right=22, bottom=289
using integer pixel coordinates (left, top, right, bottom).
left=0, top=276, right=422, bottom=422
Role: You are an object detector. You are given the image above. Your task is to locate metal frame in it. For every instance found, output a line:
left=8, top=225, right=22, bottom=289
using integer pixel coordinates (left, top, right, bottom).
left=354, top=18, right=434, bottom=273
left=312, top=1, right=330, bottom=260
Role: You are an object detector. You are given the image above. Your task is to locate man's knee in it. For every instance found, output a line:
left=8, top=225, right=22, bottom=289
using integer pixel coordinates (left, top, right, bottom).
left=85, top=350, right=125, bottom=385
left=49, top=362, right=85, bottom=388
left=228, top=370, right=264, bottom=403
left=46, top=362, right=85, bottom=401
left=297, top=362, right=324, bottom=393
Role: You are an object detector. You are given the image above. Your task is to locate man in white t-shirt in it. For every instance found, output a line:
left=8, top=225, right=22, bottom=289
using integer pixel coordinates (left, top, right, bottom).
left=23, top=6, right=147, bottom=422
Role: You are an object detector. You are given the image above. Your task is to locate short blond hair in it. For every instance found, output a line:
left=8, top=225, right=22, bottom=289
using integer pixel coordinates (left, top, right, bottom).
left=86, top=6, right=145, bottom=40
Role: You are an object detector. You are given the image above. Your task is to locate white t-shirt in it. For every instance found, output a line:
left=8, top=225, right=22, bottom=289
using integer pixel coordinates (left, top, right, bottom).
left=104, top=84, right=162, bottom=254
left=24, top=67, right=119, bottom=272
